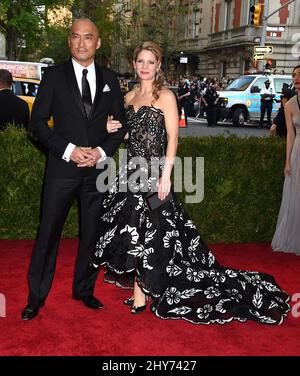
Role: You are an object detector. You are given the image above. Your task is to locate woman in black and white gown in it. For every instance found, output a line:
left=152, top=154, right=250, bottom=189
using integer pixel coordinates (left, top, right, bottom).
left=91, top=42, right=290, bottom=325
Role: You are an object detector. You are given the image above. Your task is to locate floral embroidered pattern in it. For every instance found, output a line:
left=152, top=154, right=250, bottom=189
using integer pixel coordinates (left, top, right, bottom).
left=92, top=105, right=290, bottom=326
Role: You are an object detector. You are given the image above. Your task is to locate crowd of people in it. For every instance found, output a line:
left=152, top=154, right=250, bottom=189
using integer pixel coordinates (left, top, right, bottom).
left=1, top=61, right=294, bottom=134
left=118, top=67, right=295, bottom=131
left=119, top=74, right=235, bottom=118
left=176, top=75, right=233, bottom=126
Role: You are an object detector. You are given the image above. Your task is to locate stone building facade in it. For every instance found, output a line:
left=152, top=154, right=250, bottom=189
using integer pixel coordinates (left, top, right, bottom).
left=112, top=0, right=300, bottom=77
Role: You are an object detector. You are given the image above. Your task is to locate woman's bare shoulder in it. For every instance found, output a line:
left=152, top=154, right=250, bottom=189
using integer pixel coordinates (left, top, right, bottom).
left=285, top=96, right=297, bottom=112
left=125, top=90, right=136, bottom=105
left=158, top=87, right=176, bottom=104
left=159, top=87, right=175, bottom=97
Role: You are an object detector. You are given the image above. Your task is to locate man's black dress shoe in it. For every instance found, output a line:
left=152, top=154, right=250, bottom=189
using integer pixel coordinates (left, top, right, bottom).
left=73, top=295, right=103, bottom=309
left=21, top=303, right=40, bottom=321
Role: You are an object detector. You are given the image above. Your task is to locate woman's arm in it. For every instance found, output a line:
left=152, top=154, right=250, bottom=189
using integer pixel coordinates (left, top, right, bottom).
left=284, top=101, right=296, bottom=176
left=158, top=89, right=179, bottom=200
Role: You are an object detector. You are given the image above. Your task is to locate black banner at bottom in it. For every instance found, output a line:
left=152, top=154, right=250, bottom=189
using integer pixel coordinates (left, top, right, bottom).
left=0, top=356, right=298, bottom=374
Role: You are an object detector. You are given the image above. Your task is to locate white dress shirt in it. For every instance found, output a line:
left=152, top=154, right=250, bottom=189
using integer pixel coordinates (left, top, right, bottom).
left=260, top=86, right=273, bottom=100
left=62, top=58, right=106, bottom=163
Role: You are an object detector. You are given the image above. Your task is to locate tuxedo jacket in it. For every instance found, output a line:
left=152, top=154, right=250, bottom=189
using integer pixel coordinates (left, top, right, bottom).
left=29, top=59, right=127, bottom=179
left=0, top=89, right=29, bottom=130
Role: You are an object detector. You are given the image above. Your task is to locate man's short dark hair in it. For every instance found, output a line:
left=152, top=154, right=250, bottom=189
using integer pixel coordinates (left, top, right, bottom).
left=0, top=69, right=13, bottom=87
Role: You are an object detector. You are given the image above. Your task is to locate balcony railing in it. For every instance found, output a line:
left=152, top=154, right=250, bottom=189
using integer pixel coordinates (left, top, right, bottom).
left=207, top=25, right=260, bottom=49
left=176, top=26, right=260, bottom=52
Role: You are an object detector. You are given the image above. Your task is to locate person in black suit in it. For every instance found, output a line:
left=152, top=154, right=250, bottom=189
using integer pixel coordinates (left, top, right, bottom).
left=269, top=87, right=296, bottom=138
left=22, top=18, right=127, bottom=320
left=0, top=69, right=29, bottom=130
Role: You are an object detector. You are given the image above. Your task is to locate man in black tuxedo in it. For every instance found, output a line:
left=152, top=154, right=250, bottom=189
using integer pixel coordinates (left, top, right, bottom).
left=22, top=19, right=127, bottom=320
left=0, top=69, right=29, bottom=130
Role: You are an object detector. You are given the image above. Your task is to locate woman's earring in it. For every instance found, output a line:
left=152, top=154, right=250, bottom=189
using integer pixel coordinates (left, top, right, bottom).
left=155, top=71, right=159, bottom=81
left=134, top=70, right=137, bottom=80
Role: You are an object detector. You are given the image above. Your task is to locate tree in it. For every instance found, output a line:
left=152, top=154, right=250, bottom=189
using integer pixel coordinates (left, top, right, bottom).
left=110, top=0, right=145, bottom=74
left=111, top=0, right=184, bottom=77
left=39, top=26, right=70, bottom=64
left=144, top=0, right=182, bottom=75
left=0, top=0, right=73, bottom=60
left=71, top=0, right=118, bottom=65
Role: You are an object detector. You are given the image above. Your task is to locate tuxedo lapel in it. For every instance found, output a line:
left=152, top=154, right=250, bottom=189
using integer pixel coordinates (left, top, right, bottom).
left=64, top=59, right=86, bottom=118
left=89, top=63, right=103, bottom=121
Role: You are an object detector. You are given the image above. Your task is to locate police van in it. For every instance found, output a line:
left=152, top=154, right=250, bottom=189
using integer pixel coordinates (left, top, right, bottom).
left=218, top=74, right=293, bottom=126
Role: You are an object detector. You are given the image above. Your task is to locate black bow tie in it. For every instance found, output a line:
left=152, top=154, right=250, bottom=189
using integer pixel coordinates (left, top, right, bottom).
left=82, top=69, right=92, bottom=117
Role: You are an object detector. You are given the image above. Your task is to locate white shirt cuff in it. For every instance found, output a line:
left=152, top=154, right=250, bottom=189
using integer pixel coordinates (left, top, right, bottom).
left=62, top=143, right=76, bottom=162
left=97, top=147, right=106, bottom=162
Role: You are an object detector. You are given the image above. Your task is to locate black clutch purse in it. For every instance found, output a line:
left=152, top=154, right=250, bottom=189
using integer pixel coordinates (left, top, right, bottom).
left=145, top=191, right=173, bottom=211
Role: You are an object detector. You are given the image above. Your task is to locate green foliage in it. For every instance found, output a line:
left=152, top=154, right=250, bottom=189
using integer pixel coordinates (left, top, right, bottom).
left=0, top=128, right=286, bottom=243
left=176, top=135, right=285, bottom=243
left=0, top=126, right=78, bottom=239
left=39, top=26, right=70, bottom=64
left=116, top=0, right=185, bottom=75
left=0, top=0, right=73, bottom=60
left=72, top=0, right=118, bottom=63
left=38, top=0, right=120, bottom=64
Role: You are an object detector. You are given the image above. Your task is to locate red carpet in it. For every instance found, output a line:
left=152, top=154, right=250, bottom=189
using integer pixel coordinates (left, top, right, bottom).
left=0, top=239, right=299, bottom=356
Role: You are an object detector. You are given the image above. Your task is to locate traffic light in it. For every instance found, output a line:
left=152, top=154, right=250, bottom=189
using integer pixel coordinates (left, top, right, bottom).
left=250, top=4, right=262, bottom=27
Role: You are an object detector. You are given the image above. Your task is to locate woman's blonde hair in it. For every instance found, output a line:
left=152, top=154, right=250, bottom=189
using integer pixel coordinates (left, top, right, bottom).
left=133, top=41, right=165, bottom=104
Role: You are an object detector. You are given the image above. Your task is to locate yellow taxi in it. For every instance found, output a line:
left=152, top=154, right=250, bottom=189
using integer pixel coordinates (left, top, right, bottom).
left=12, top=76, right=39, bottom=113
left=12, top=77, right=54, bottom=127
left=0, top=60, right=53, bottom=126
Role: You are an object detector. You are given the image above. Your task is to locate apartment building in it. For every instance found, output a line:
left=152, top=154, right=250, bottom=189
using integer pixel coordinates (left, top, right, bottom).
left=112, top=0, right=300, bottom=77
left=179, top=0, right=300, bottom=77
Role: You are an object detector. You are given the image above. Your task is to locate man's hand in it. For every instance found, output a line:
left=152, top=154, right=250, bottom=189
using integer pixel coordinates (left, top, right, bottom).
left=70, top=147, right=100, bottom=167
left=77, top=147, right=101, bottom=167
left=70, top=147, right=92, bottom=164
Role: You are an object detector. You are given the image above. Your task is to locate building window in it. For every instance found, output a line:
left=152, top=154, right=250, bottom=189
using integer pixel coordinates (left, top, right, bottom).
left=125, top=1, right=131, bottom=12
left=184, top=10, right=189, bottom=39
left=192, top=9, right=200, bottom=38
left=114, top=53, right=120, bottom=73
left=224, top=0, right=232, bottom=30
left=221, top=61, right=228, bottom=77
